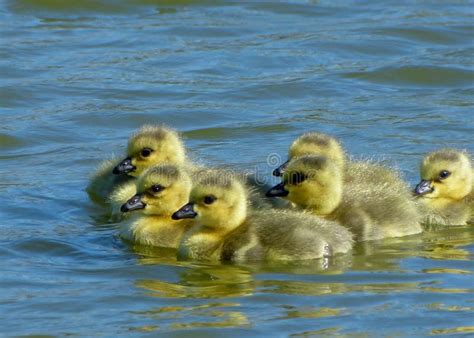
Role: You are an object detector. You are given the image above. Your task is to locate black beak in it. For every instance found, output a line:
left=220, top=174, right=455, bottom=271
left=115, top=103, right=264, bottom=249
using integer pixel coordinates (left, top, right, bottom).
left=266, top=182, right=289, bottom=197
left=121, top=193, right=146, bottom=212
left=273, top=160, right=289, bottom=177
left=172, top=203, right=197, bottom=220
left=414, top=180, right=434, bottom=196
left=113, top=157, right=136, bottom=175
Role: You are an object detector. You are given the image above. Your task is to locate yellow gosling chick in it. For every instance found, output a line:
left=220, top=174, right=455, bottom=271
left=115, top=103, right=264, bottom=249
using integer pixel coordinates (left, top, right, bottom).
left=414, top=148, right=473, bottom=226
left=87, top=124, right=189, bottom=207
left=273, top=132, right=407, bottom=190
left=172, top=170, right=353, bottom=262
left=267, top=155, right=423, bottom=241
left=119, top=164, right=193, bottom=248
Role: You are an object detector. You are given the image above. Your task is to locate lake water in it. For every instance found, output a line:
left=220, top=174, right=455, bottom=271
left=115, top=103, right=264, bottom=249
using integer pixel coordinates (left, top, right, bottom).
left=1, top=0, right=473, bottom=336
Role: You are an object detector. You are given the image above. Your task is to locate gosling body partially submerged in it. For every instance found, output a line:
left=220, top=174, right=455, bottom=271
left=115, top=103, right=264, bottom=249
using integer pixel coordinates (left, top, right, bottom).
left=414, top=149, right=473, bottom=226
left=172, top=170, right=353, bottom=262
left=273, top=132, right=408, bottom=191
left=267, top=155, right=423, bottom=241
left=119, top=164, right=193, bottom=248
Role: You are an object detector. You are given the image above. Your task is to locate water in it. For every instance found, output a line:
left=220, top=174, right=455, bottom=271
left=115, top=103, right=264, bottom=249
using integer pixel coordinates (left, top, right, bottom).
left=1, top=0, right=473, bottom=336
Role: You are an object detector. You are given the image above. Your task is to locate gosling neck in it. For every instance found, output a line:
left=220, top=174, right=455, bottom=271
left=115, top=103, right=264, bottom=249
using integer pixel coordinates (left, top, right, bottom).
left=307, top=179, right=343, bottom=217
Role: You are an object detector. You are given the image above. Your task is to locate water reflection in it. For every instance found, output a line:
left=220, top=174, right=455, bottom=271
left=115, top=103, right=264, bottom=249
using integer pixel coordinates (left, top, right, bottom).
left=290, top=327, right=342, bottom=337
left=350, top=225, right=473, bottom=270
left=430, top=326, right=474, bottom=335
left=125, top=225, right=473, bottom=332
left=131, top=302, right=250, bottom=331
left=129, top=224, right=474, bottom=278
left=260, top=280, right=421, bottom=297
left=277, top=305, right=343, bottom=319
left=130, top=240, right=355, bottom=300
left=419, top=225, right=473, bottom=261
left=136, top=263, right=256, bottom=299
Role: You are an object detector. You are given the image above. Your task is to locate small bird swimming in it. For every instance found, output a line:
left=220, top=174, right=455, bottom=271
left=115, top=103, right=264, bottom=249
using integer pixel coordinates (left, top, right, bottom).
left=119, top=164, right=194, bottom=248
left=87, top=124, right=192, bottom=214
left=172, top=169, right=353, bottom=262
left=267, top=155, right=423, bottom=241
left=414, top=148, right=473, bottom=226
left=272, top=132, right=408, bottom=191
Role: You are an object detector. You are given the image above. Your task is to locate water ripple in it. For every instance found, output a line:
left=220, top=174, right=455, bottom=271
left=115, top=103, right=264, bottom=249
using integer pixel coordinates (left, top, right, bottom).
left=343, top=65, right=474, bottom=88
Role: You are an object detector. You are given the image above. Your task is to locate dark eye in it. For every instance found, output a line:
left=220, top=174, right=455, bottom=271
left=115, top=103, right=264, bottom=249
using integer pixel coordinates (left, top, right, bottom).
left=203, top=195, right=217, bottom=205
left=289, top=172, right=307, bottom=185
left=439, top=170, right=451, bottom=180
left=151, top=184, right=164, bottom=193
left=141, top=148, right=153, bottom=157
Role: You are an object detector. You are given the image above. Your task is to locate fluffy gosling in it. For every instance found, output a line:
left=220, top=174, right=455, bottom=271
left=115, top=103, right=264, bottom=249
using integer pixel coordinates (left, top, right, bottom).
left=87, top=124, right=189, bottom=209
left=119, top=164, right=193, bottom=248
left=273, top=132, right=408, bottom=190
left=172, top=170, right=353, bottom=262
left=414, top=148, right=473, bottom=226
left=267, top=155, right=423, bottom=241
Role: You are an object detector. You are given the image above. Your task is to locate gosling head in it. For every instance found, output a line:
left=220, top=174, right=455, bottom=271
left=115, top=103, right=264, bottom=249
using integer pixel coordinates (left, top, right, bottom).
left=113, top=125, right=186, bottom=177
left=120, top=165, right=191, bottom=216
left=268, top=155, right=344, bottom=215
left=414, top=149, right=472, bottom=200
left=172, top=170, right=248, bottom=232
left=273, top=132, right=346, bottom=176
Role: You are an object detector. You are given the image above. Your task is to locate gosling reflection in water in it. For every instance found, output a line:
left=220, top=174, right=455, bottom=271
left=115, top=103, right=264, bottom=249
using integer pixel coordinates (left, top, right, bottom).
left=125, top=225, right=472, bottom=334
left=130, top=301, right=250, bottom=331
left=136, top=263, right=256, bottom=299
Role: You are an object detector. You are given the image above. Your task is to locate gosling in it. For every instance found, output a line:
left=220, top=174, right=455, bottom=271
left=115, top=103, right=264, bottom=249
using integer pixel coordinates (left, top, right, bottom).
left=267, top=155, right=423, bottom=241
left=172, top=170, right=353, bottom=262
left=119, top=164, right=193, bottom=248
left=87, top=124, right=189, bottom=208
left=273, top=132, right=408, bottom=191
left=414, top=148, right=473, bottom=226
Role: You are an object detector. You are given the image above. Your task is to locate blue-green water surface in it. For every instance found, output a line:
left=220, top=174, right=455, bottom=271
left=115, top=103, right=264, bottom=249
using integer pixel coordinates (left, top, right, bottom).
left=1, top=0, right=473, bottom=336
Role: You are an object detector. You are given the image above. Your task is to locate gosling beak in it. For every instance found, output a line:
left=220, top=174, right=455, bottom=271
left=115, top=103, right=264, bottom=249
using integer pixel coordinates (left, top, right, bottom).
left=266, top=182, right=289, bottom=197
left=121, top=193, right=146, bottom=212
left=113, top=157, right=136, bottom=175
left=172, top=203, right=197, bottom=220
left=414, top=180, right=434, bottom=196
left=273, top=160, right=289, bottom=177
